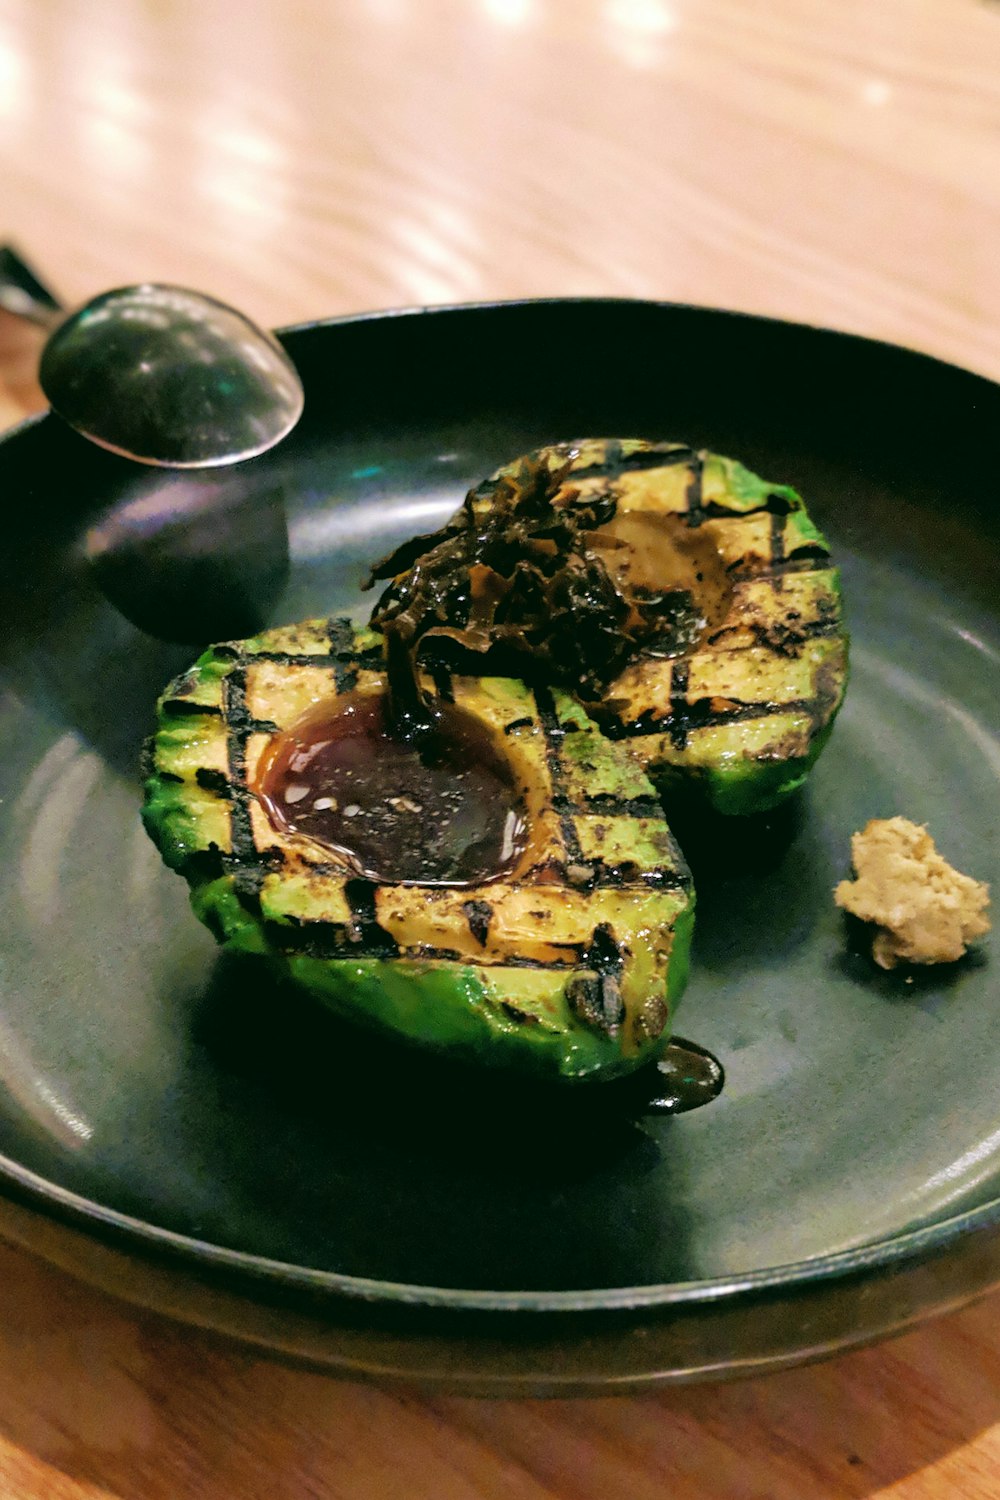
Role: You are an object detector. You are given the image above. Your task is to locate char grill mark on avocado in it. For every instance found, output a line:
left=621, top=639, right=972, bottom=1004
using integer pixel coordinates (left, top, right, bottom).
left=327, top=616, right=360, bottom=692
left=221, top=660, right=264, bottom=904
left=667, top=660, right=691, bottom=752
left=566, top=443, right=695, bottom=481
left=161, top=698, right=224, bottom=719
left=685, top=450, right=705, bottom=526
left=607, top=692, right=819, bottom=741
left=462, top=899, right=493, bottom=946
left=566, top=923, right=627, bottom=1039
left=769, top=507, right=785, bottom=586
left=532, top=681, right=585, bottom=868
left=343, top=877, right=400, bottom=957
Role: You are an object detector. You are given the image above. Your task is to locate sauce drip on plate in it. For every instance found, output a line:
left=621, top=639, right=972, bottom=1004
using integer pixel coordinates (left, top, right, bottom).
left=643, top=1037, right=725, bottom=1114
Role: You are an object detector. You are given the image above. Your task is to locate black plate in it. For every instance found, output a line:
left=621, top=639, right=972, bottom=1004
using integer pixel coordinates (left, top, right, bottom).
left=1, top=298, right=999, bottom=1393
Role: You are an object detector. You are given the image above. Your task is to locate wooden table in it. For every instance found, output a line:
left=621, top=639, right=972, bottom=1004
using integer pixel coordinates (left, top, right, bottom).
left=2, top=0, right=1000, bottom=1493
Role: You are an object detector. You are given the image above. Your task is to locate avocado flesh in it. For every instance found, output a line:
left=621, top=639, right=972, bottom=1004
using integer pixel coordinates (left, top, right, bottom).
left=468, top=440, right=848, bottom=816
left=142, top=617, right=695, bottom=1082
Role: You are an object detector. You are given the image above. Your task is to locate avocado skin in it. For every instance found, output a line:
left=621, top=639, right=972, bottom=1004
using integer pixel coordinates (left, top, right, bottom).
left=651, top=714, right=843, bottom=818
left=143, top=620, right=695, bottom=1083
left=188, top=872, right=694, bottom=1082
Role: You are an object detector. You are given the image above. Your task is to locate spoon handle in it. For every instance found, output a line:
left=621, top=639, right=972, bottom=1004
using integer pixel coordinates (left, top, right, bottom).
left=0, top=244, right=64, bottom=329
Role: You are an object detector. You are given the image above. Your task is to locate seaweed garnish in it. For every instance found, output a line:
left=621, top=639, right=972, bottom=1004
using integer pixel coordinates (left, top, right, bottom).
left=366, top=451, right=702, bottom=720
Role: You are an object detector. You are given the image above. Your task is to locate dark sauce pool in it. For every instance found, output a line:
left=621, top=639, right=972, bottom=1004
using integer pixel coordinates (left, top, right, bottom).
left=257, top=692, right=528, bottom=886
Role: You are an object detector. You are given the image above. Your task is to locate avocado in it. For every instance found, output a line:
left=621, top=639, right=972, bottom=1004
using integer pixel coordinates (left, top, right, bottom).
left=142, top=616, right=695, bottom=1082
left=369, top=439, right=848, bottom=816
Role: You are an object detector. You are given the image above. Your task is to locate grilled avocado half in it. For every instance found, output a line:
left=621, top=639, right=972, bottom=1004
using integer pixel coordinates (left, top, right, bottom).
left=370, top=440, right=848, bottom=818
left=477, top=441, right=848, bottom=816
left=142, top=617, right=695, bottom=1082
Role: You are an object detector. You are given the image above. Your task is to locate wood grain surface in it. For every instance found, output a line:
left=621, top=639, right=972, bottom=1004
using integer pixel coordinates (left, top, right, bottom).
left=2, top=0, right=1000, bottom=1494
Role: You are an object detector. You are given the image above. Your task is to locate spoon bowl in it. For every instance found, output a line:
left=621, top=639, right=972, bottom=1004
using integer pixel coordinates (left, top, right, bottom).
left=38, top=283, right=305, bottom=467
left=0, top=247, right=304, bottom=466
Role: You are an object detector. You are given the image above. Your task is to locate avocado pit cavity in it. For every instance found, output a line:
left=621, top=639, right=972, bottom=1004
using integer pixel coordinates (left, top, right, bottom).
left=258, top=692, right=528, bottom=887
left=585, top=510, right=731, bottom=660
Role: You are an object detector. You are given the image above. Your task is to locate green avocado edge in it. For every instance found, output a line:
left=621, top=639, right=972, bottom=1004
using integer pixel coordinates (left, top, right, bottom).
left=189, top=874, right=695, bottom=1084
left=651, top=713, right=843, bottom=818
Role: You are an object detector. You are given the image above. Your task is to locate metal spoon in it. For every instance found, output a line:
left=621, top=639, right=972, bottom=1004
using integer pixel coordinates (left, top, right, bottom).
left=0, top=244, right=304, bottom=468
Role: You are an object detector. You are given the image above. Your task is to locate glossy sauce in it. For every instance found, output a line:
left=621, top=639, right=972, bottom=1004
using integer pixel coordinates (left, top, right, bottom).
left=587, top=512, right=732, bottom=657
left=258, top=692, right=528, bottom=886
left=643, top=1037, right=725, bottom=1114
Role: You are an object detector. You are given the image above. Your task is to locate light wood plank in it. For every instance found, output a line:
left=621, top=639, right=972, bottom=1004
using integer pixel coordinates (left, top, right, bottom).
left=1, top=0, right=999, bottom=1494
